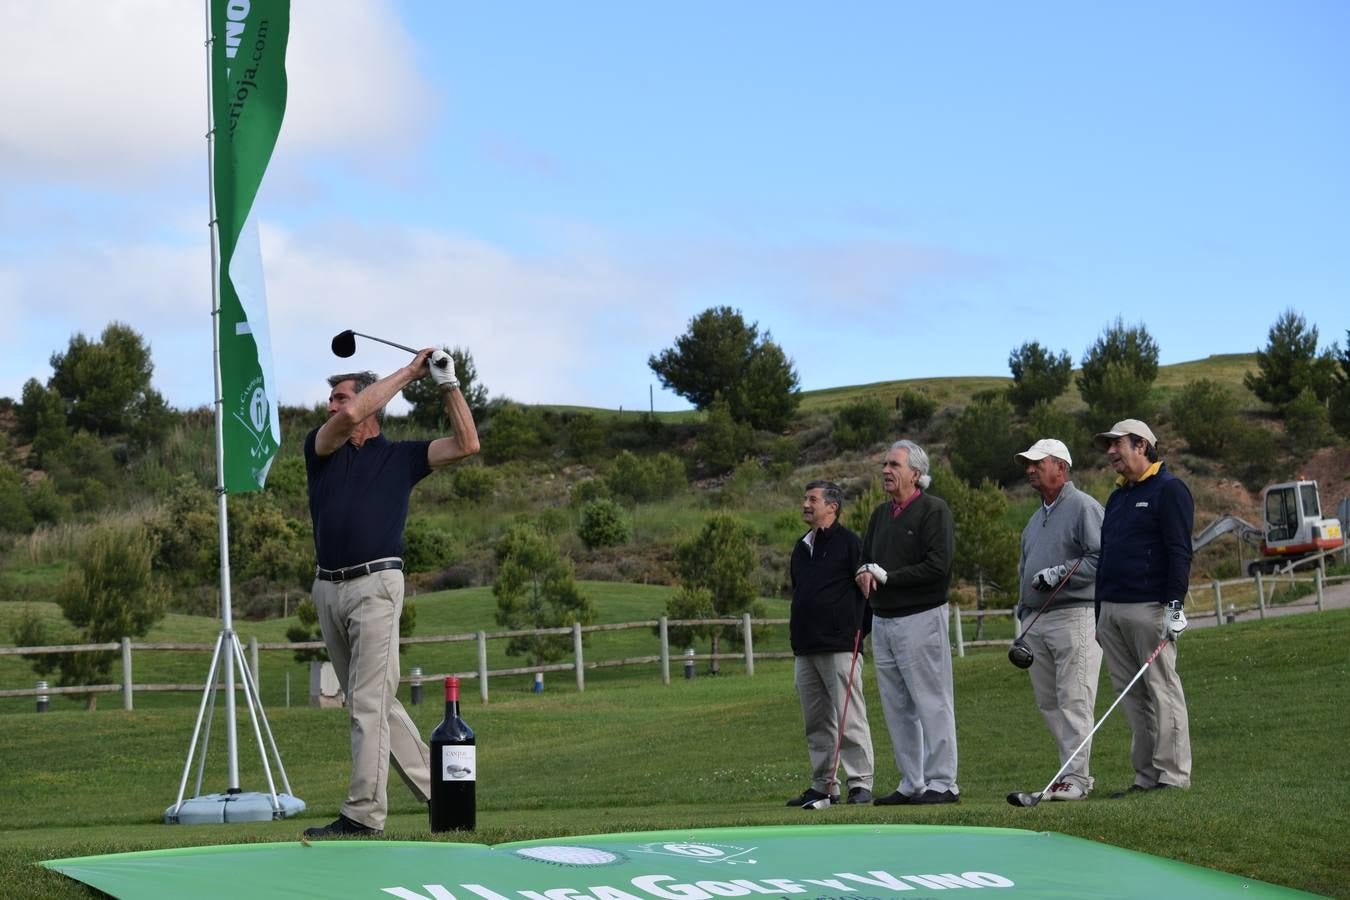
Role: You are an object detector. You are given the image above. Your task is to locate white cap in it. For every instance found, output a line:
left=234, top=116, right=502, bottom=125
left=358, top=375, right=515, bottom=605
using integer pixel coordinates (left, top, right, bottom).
left=1094, top=418, right=1158, bottom=450
left=1015, top=438, right=1072, bottom=467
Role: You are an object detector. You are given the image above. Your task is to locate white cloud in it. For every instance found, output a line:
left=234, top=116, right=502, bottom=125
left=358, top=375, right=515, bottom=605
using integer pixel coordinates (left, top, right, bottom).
left=0, top=0, right=435, bottom=186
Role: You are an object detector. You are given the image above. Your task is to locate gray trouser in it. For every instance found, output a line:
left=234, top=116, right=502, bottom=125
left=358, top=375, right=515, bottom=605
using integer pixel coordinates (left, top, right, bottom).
left=312, top=566, right=431, bottom=829
left=794, top=651, right=874, bottom=794
left=1023, top=606, right=1102, bottom=790
left=1097, top=601, right=1192, bottom=789
left=870, top=606, right=959, bottom=796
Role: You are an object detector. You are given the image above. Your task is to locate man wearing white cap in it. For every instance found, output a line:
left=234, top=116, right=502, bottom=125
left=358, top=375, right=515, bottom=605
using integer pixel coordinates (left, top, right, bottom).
left=1013, top=438, right=1104, bottom=800
left=1093, top=419, right=1194, bottom=797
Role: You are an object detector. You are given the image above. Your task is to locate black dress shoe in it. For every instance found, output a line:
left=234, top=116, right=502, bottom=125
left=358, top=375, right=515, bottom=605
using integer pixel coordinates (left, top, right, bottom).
left=786, top=788, right=838, bottom=807
left=1109, top=784, right=1152, bottom=799
left=303, top=814, right=382, bottom=837
left=912, top=789, right=960, bottom=805
left=847, top=787, right=873, bottom=805
left=873, top=790, right=916, bottom=806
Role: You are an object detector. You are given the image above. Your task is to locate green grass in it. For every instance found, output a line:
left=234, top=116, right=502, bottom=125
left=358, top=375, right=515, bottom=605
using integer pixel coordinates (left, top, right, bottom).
left=1, top=611, right=1346, bottom=898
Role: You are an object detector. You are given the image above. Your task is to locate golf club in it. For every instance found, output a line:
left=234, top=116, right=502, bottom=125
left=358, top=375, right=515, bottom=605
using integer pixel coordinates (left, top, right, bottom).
left=1008, top=556, right=1085, bottom=669
left=1006, top=632, right=1172, bottom=807
left=802, top=627, right=863, bottom=811
left=331, top=330, right=450, bottom=370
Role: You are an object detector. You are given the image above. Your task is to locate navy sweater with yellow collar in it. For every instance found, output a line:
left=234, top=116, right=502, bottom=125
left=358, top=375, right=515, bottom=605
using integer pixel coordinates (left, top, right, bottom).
left=1095, top=462, right=1194, bottom=608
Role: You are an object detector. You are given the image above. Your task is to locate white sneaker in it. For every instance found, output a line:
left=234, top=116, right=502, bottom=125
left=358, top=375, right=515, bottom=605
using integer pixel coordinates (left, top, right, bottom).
left=1046, top=781, right=1087, bottom=801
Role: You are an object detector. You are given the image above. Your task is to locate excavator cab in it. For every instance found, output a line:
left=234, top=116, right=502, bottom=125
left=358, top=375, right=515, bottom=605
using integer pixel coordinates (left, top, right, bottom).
left=1260, top=480, right=1344, bottom=561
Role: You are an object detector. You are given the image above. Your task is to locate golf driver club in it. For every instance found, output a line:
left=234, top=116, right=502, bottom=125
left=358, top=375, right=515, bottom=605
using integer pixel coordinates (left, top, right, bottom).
left=331, top=330, right=450, bottom=370
left=1008, top=556, right=1085, bottom=669
left=802, top=627, right=863, bottom=811
left=1007, top=632, right=1172, bottom=807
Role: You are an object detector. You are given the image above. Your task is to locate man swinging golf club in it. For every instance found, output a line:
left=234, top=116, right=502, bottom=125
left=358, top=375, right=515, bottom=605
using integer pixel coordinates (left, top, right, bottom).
left=1095, top=419, right=1193, bottom=798
left=303, top=346, right=480, bottom=837
left=1011, top=438, right=1103, bottom=802
left=785, top=480, right=874, bottom=809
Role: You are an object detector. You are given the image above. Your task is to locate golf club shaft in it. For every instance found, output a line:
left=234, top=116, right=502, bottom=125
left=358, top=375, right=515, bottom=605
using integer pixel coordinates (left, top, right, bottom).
left=353, top=332, right=420, bottom=356
left=827, top=628, right=864, bottom=796
left=1020, top=556, right=1086, bottom=636
left=1034, top=633, right=1171, bottom=799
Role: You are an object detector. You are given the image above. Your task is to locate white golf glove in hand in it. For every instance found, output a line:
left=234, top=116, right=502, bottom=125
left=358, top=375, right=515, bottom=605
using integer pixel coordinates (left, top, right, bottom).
left=1032, top=564, right=1068, bottom=591
left=429, top=349, right=459, bottom=391
left=1165, top=600, right=1187, bottom=639
left=855, top=563, right=887, bottom=586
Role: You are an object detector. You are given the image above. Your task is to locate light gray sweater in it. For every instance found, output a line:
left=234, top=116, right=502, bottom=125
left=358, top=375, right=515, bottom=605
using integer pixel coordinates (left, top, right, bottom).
left=1017, top=480, right=1103, bottom=618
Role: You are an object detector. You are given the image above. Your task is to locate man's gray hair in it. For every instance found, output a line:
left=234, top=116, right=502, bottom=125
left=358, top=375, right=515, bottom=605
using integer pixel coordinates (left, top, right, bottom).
left=328, top=371, right=383, bottom=422
left=805, top=479, right=844, bottom=516
left=890, top=439, right=933, bottom=489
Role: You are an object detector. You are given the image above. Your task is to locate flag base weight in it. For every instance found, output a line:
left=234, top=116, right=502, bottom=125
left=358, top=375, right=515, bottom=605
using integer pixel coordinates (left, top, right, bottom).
left=165, top=791, right=306, bottom=825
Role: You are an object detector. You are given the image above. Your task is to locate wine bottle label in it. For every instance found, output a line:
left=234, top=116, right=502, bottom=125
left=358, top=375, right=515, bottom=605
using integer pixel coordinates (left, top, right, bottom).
left=439, top=745, right=476, bottom=782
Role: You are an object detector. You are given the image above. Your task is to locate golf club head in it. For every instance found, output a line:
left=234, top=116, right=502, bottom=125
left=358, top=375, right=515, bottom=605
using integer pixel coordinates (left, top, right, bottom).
left=800, top=796, right=832, bottom=811
left=1006, top=790, right=1042, bottom=808
left=331, top=330, right=357, bottom=359
left=1008, top=638, right=1034, bottom=669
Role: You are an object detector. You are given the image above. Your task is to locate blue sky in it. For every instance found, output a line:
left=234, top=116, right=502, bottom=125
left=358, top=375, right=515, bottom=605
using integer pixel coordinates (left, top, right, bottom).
left=2, top=1, right=1346, bottom=414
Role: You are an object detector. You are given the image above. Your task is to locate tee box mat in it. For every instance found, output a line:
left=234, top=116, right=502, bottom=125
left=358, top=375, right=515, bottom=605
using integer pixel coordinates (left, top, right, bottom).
left=43, top=824, right=1313, bottom=899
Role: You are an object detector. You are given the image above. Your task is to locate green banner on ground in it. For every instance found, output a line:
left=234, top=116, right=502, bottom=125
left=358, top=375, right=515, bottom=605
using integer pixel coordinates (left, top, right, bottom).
left=43, top=825, right=1313, bottom=899
left=211, top=0, right=290, bottom=492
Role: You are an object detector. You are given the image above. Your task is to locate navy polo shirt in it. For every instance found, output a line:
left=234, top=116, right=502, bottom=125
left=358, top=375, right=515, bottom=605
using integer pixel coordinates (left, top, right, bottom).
left=304, top=428, right=432, bottom=570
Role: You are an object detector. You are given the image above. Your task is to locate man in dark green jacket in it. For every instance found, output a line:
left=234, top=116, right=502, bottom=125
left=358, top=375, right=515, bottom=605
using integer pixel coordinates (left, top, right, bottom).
left=855, top=440, right=959, bottom=805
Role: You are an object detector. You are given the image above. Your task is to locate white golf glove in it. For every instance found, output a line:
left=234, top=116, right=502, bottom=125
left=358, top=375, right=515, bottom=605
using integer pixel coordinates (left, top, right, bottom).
left=1166, top=600, right=1187, bottom=639
left=1032, top=564, right=1068, bottom=591
left=855, top=563, right=887, bottom=586
left=429, top=349, right=459, bottom=391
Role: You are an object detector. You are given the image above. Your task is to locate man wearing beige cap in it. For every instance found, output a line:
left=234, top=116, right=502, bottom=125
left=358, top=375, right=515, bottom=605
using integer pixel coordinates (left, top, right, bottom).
left=1013, top=438, right=1103, bottom=800
left=1093, top=419, right=1194, bottom=797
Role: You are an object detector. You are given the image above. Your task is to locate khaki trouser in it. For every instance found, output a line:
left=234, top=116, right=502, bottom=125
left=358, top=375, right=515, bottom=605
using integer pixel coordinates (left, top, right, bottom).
left=871, top=606, right=959, bottom=797
left=1023, top=606, right=1102, bottom=790
left=312, top=566, right=431, bottom=829
left=1097, top=601, right=1192, bottom=789
left=794, top=651, right=875, bottom=795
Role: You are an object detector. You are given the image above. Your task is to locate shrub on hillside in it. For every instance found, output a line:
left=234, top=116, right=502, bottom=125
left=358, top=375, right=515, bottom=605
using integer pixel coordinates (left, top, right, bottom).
left=451, top=465, right=496, bottom=503
left=577, top=497, right=630, bottom=549
left=899, top=388, right=938, bottom=427
left=569, top=478, right=611, bottom=507
left=1007, top=341, right=1073, bottom=414
left=696, top=394, right=753, bottom=474
left=1023, top=400, right=1094, bottom=467
left=607, top=450, right=685, bottom=503
left=1078, top=318, right=1159, bottom=427
left=403, top=519, right=458, bottom=574
left=1244, top=309, right=1338, bottom=406
left=1222, top=421, right=1283, bottom=491
left=949, top=393, right=1023, bottom=486
left=0, top=463, right=34, bottom=534
left=1170, top=379, right=1238, bottom=458
left=833, top=398, right=891, bottom=452
left=1283, top=387, right=1332, bottom=456
left=564, top=412, right=608, bottom=461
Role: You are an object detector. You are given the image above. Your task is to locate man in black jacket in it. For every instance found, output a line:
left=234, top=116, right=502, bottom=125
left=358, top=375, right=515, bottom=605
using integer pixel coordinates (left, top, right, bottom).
left=786, top=480, right=875, bottom=807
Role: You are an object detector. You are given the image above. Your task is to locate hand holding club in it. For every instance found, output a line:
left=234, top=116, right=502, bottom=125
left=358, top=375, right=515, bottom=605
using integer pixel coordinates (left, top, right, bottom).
left=1165, top=600, right=1187, bottom=639
left=429, top=349, right=459, bottom=391
left=1032, top=564, right=1068, bottom=591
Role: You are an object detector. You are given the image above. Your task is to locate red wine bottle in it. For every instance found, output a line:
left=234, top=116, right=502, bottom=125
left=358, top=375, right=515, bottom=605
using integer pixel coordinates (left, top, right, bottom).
left=429, top=676, right=476, bottom=832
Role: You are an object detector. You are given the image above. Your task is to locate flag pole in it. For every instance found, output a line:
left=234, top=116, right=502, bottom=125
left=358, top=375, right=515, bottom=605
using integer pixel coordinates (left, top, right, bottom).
left=166, top=0, right=303, bottom=824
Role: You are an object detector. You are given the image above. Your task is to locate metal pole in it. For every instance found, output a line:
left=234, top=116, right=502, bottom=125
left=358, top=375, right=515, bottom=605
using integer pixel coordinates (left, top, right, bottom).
left=477, top=631, right=488, bottom=704
left=1212, top=580, right=1222, bottom=626
left=122, top=637, right=133, bottom=711
left=684, top=647, right=696, bottom=680
left=659, top=616, right=670, bottom=685
left=36, top=680, right=49, bottom=713
left=409, top=666, right=423, bottom=706
left=742, top=613, right=754, bottom=676
left=573, top=622, right=585, bottom=692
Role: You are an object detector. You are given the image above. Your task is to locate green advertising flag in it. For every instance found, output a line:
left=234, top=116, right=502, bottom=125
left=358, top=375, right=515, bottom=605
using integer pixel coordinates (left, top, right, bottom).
left=211, top=0, right=290, bottom=492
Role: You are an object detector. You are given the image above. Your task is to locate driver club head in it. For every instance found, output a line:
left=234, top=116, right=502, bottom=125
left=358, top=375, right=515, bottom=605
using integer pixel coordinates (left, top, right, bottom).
left=1008, top=638, right=1035, bottom=670
left=1007, top=790, right=1042, bottom=808
left=331, top=330, right=358, bottom=359
left=800, top=796, right=832, bottom=811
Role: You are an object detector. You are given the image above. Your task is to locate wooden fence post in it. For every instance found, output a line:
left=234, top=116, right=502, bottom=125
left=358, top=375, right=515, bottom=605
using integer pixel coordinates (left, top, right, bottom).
left=1212, top=580, right=1222, bottom=626
left=742, top=613, right=754, bottom=676
left=249, top=636, right=260, bottom=693
left=1255, top=571, right=1266, bottom=619
left=951, top=604, right=965, bottom=658
left=477, top=631, right=489, bottom=704
left=121, top=637, right=133, bottom=711
left=659, top=616, right=670, bottom=685
left=573, top=622, right=585, bottom=692
left=1315, top=569, right=1324, bottom=612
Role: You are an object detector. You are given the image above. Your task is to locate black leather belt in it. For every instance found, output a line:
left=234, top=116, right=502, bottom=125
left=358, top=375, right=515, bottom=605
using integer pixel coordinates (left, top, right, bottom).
left=315, top=559, right=404, bottom=582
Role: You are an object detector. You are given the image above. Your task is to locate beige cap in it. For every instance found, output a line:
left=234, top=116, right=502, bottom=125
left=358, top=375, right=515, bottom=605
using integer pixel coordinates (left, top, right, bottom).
left=1015, top=438, right=1072, bottom=467
left=1094, top=419, right=1157, bottom=450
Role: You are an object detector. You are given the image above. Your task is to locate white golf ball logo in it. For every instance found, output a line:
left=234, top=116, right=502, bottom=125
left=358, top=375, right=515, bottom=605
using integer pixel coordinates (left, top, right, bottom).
left=515, top=846, right=621, bottom=866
